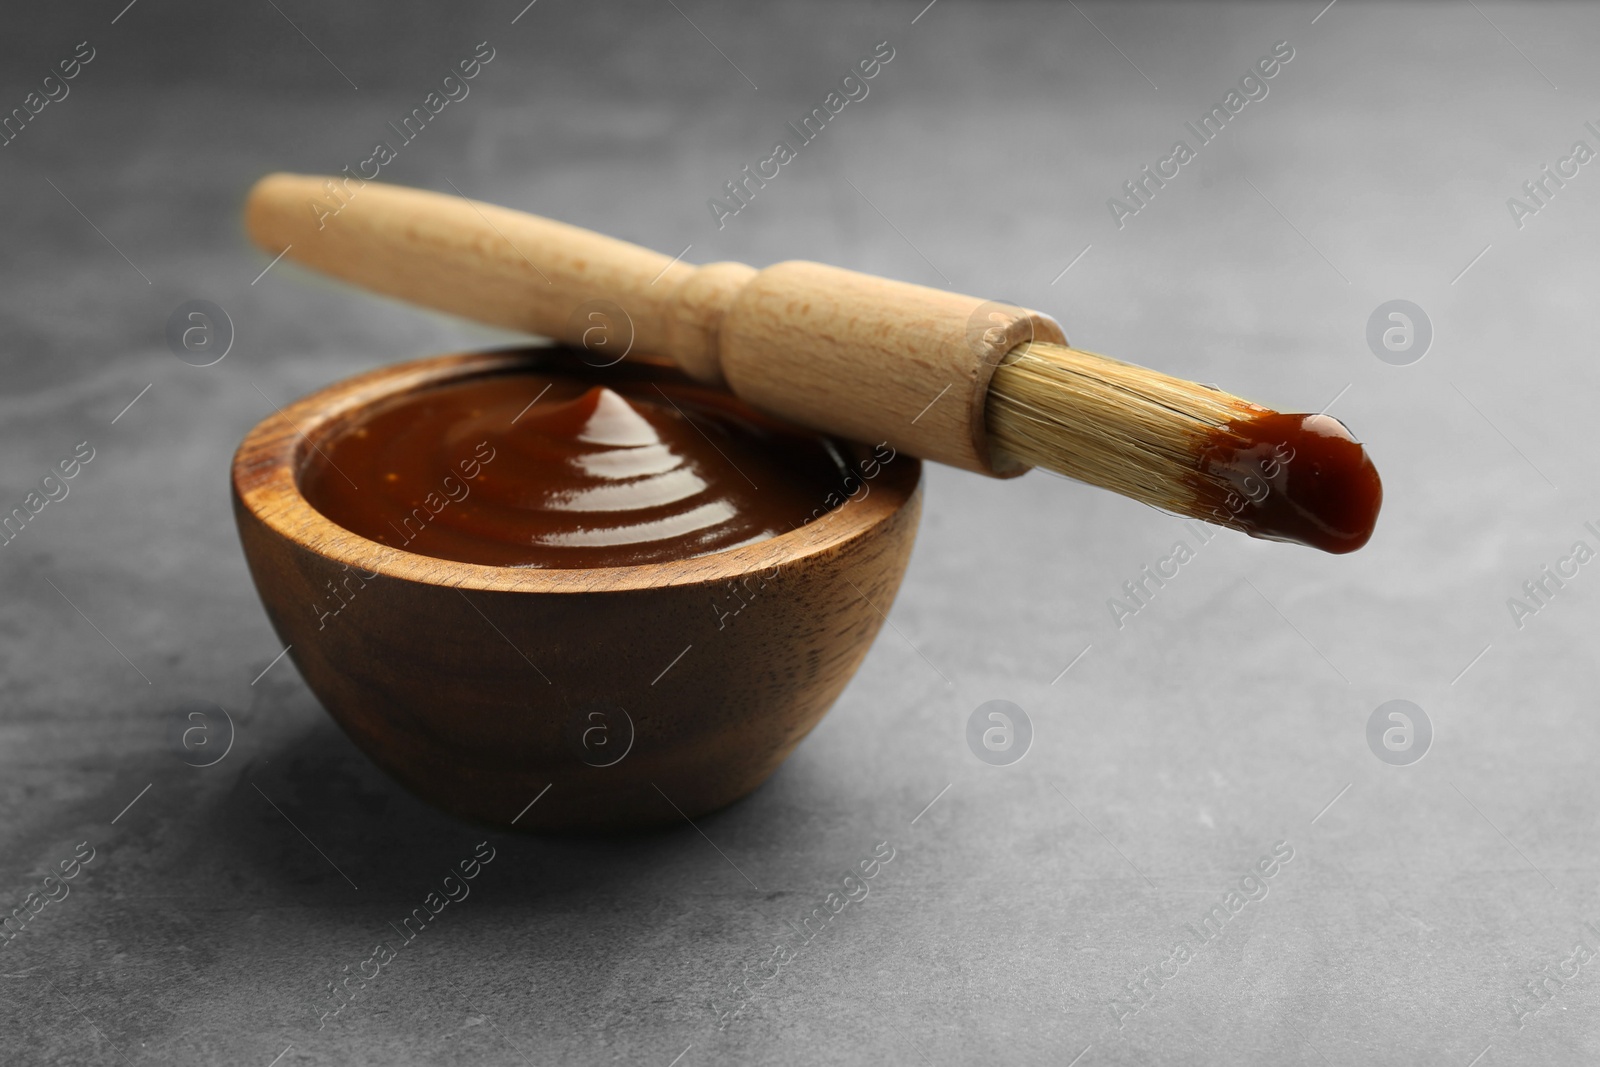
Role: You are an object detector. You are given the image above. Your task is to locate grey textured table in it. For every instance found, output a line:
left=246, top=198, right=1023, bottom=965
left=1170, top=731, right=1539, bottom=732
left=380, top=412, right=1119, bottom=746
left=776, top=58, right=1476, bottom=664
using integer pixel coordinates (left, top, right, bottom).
left=4, top=2, right=1599, bottom=1064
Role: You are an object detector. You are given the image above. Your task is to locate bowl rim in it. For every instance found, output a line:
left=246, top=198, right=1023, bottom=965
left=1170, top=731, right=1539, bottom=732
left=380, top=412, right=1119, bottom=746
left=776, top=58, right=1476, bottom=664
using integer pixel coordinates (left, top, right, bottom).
left=231, top=346, right=923, bottom=594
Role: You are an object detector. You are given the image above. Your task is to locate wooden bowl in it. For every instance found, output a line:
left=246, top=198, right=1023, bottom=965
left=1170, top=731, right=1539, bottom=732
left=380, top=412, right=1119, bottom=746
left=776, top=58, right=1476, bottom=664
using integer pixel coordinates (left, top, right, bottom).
left=231, top=347, right=922, bottom=832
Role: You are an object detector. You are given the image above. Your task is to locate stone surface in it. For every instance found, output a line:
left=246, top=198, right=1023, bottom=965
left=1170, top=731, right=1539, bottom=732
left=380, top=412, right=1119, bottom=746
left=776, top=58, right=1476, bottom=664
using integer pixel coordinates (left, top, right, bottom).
left=2, top=2, right=1598, bottom=1064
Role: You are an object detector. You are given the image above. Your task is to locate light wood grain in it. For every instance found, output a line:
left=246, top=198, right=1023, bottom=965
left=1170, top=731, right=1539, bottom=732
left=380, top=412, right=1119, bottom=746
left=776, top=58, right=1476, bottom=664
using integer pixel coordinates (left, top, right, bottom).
left=245, top=174, right=1061, bottom=475
left=721, top=260, right=1064, bottom=477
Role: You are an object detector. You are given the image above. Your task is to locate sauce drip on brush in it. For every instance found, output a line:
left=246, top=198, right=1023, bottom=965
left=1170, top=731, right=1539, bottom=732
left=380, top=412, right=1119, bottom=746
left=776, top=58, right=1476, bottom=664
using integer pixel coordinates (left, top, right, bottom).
left=1196, top=412, right=1382, bottom=554
left=300, top=373, right=849, bottom=568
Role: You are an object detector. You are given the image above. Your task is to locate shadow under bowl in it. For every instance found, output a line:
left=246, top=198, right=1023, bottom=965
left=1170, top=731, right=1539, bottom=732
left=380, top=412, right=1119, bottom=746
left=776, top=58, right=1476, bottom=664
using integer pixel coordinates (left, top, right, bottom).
left=231, top=346, right=922, bottom=832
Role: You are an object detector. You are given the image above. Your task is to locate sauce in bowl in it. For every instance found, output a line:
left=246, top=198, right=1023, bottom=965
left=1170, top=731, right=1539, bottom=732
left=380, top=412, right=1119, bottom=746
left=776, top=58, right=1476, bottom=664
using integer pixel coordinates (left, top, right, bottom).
left=300, top=372, right=852, bottom=568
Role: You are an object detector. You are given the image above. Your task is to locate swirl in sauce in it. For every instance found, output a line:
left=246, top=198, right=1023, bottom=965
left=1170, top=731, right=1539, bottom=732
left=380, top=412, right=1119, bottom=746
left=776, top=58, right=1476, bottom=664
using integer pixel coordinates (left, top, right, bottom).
left=300, top=373, right=850, bottom=568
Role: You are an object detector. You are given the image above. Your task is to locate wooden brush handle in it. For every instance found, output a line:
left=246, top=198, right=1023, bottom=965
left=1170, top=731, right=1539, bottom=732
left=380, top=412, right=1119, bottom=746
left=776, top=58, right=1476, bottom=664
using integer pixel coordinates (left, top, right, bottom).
left=245, top=173, right=1065, bottom=475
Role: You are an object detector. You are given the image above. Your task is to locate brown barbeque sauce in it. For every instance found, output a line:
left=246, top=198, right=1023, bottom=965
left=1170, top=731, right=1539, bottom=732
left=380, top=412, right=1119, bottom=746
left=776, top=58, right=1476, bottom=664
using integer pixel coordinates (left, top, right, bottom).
left=300, top=373, right=851, bottom=568
left=1197, top=412, right=1382, bottom=554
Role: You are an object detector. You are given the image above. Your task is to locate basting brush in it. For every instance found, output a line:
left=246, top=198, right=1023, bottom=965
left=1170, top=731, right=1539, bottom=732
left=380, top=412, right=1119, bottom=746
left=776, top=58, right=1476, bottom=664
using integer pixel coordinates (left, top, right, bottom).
left=243, top=173, right=1381, bottom=554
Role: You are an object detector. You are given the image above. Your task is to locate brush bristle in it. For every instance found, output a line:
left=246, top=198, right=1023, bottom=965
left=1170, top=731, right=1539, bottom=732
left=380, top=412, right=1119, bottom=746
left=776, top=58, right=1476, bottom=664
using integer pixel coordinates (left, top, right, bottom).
left=986, top=341, right=1268, bottom=524
left=986, top=342, right=1385, bottom=552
